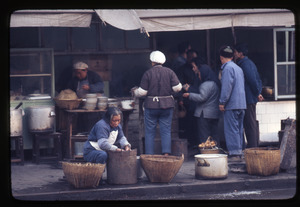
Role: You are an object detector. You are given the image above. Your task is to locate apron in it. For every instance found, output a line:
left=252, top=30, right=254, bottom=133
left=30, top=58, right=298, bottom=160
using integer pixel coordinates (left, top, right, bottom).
left=89, top=130, right=119, bottom=151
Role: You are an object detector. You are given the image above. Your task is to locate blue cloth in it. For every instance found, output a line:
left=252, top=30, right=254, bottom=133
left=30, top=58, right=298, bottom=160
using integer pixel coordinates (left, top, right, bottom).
left=224, top=109, right=245, bottom=155
left=237, top=56, right=262, bottom=104
left=219, top=61, right=246, bottom=110
left=83, top=147, right=107, bottom=164
left=144, top=108, right=173, bottom=154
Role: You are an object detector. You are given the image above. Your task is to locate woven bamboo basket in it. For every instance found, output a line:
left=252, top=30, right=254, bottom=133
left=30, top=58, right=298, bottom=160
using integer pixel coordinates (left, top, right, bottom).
left=140, top=154, right=184, bottom=183
left=62, top=162, right=106, bottom=188
left=54, top=98, right=82, bottom=110
left=244, top=147, right=280, bottom=176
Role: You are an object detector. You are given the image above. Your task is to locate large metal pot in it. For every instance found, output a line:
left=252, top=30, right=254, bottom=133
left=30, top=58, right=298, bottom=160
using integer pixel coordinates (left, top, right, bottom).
left=27, top=106, right=56, bottom=133
left=10, top=107, right=25, bottom=136
left=194, top=154, right=228, bottom=179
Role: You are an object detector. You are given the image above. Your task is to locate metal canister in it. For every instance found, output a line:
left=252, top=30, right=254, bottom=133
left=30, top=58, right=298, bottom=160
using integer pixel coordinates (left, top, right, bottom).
left=10, top=107, right=24, bottom=136
left=107, top=149, right=137, bottom=184
left=27, top=106, right=56, bottom=133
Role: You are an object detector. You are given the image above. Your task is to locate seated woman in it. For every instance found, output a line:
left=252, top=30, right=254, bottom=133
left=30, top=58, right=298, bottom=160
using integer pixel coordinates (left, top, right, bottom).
left=83, top=107, right=131, bottom=164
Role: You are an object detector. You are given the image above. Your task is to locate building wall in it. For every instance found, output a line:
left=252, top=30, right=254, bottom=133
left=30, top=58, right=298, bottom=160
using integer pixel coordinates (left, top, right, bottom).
left=257, top=100, right=296, bottom=143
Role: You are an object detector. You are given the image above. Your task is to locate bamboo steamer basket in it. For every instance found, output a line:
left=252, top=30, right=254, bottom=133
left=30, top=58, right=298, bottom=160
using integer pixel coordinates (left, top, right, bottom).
left=62, top=162, right=106, bottom=188
left=54, top=98, right=82, bottom=110
left=244, top=147, right=280, bottom=176
left=140, top=154, right=184, bottom=183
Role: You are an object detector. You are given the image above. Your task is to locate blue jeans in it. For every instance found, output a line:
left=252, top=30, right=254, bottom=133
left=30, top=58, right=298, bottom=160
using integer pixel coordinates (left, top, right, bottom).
left=144, top=108, right=173, bottom=154
left=224, top=109, right=245, bottom=156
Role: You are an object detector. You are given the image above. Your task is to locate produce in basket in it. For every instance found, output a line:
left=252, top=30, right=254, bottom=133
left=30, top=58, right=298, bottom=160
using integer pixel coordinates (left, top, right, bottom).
left=198, top=136, right=217, bottom=149
left=56, top=89, right=78, bottom=100
left=54, top=89, right=81, bottom=109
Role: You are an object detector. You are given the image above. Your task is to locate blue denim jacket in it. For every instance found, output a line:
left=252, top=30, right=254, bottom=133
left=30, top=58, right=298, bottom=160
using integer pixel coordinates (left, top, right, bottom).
left=237, top=56, right=262, bottom=105
left=219, top=61, right=246, bottom=110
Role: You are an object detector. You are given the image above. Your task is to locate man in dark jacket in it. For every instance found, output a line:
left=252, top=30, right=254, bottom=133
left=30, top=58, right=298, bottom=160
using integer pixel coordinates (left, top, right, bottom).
left=234, top=43, right=264, bottom=148
left=67, top=61, right=104, bottom=98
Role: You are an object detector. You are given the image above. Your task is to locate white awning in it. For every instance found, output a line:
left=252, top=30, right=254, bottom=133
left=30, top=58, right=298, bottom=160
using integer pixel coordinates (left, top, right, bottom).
left=136, top=9, right=295, bottom=32
left=95, top=9, right=142, bottom=30
left=10, top=10, right=94, bottom=27
left=10, top=9, right=295, bottom=31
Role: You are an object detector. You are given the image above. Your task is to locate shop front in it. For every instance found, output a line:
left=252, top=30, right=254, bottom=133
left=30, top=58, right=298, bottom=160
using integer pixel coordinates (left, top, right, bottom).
left=9, top=9, right=296, bottom=159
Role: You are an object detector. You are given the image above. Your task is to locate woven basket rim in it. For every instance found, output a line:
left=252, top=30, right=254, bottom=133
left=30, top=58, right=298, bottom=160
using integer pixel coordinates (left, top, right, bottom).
left=140, top=154, right=184, bottom=162
left=54, top=98, right=82, bottom=101
left=62, top=161, right=106, bottom=167
left=244, top=147, right=280, bottom=153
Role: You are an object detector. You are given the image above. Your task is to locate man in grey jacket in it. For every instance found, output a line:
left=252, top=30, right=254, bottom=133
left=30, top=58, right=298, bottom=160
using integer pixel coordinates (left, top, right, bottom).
left=219, top=46, right=246, bottom=161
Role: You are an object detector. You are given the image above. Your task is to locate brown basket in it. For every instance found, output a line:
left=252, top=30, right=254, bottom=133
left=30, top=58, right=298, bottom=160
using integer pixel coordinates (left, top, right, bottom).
left=62, top=162, right=106, bottom=188
left=140, top=154, right=184, bottom=183
left=54, top=98, right=82, bottom=110
left=199, top=148, right=221, bottom=154
left=244, top=147, right=280, bottom=176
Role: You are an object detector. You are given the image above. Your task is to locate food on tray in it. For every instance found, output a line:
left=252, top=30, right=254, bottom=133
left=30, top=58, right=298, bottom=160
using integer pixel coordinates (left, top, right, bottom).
left=198, top=136, right=217, bottom=149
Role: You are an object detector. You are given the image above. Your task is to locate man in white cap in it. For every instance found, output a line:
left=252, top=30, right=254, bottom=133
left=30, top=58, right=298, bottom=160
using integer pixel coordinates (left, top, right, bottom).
left=132, top=51, right=182, bottom=155
left=67, top=61, right=104, bottom=98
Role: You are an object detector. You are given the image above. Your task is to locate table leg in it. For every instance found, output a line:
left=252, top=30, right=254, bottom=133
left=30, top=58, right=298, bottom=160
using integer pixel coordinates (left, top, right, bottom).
left=67, top=113, right=74, bottom=159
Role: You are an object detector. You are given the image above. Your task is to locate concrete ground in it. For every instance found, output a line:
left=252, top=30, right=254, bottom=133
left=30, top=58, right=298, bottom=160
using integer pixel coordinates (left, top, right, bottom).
left=10, top=158, right=297, bottom=201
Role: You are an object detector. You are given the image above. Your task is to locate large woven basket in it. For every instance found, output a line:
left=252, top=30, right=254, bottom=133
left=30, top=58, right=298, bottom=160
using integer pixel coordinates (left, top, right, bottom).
left=140, top=154, right=184, bottom=183
left=244, top=147, right=280, bottom=176
left=62, top=162, right=106, bottom=188
left=54, top=98, right=82, bottom=110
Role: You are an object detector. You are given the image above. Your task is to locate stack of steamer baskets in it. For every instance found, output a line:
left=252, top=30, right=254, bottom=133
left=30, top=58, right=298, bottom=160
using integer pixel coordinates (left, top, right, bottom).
left=97, top=96, right=108, bottom=110
left=195, top=136, right=228, bottom=179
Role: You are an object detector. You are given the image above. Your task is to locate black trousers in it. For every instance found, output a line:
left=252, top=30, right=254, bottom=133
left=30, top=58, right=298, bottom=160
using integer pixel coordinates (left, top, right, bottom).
left=244, top=103, right=259, bottom=148
left=196, top=112, right=219, bottom=144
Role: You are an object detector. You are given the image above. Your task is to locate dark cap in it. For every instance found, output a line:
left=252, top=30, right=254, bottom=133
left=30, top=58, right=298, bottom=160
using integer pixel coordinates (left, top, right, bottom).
left=219, top=45, right=234, bottom=58
left=234, top=43, right=248, bottom=56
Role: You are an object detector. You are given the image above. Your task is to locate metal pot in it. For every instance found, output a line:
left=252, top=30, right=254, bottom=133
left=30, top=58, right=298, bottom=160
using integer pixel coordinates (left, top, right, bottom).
left=10, top=107, right=25, bottom=136
left=27, top=106, right=56, bottom=133
left=194, top=154, right=228, bottom=179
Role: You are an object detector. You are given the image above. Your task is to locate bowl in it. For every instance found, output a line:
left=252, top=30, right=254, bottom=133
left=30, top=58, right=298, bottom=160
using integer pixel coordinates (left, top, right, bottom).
left=121, top=100, right=135, bottom=110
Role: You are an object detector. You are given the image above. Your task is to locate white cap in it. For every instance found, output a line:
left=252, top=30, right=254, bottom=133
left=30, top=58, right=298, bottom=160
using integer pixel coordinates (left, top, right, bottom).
left=73, top=62, right=88, bottom=70
left=150, top=50, right=166, bottom=64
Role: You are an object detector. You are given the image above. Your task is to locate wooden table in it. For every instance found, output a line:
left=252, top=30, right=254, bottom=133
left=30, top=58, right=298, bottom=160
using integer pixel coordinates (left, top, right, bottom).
left=64, top=108, right=133, bottom=159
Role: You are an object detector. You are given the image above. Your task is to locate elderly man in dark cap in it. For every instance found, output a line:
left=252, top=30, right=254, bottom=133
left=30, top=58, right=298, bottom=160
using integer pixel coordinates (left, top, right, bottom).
left=234, top=43, right=263, bottom=148
left=219, top=46, right=246, bottom=162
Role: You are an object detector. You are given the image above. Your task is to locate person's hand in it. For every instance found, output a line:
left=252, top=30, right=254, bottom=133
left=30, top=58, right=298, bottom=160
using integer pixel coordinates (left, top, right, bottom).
left=82, top=84, right=90, bottom=90
left=183, top=93, right=190, bottom=98
left=124, top=145, right=131, bottom=151
left=178, top=101, right=184, bottom=106
left=219, top=104, right=225, bottom=112
left=115, top=148, right=123, bottom=152
left=258, top=94, right=264, bottom=102
left=183, top=84, right=190, bottom=91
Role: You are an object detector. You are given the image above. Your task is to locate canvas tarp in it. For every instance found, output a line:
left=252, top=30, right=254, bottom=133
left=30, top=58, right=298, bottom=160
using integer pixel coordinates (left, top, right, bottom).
left=10, top=9, right=295, bottom=31
left=10, top=10, right=94, bottom=27
left=96, top=9, right=295, bottom=32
